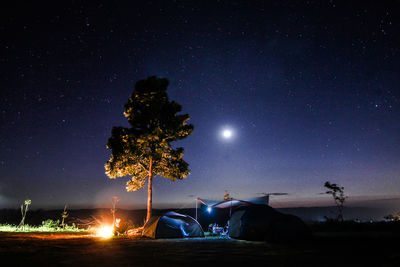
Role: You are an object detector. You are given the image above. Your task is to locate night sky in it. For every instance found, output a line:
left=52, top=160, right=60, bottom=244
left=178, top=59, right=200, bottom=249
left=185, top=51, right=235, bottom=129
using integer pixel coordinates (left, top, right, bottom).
left=1, top=1, right=399, bottom=210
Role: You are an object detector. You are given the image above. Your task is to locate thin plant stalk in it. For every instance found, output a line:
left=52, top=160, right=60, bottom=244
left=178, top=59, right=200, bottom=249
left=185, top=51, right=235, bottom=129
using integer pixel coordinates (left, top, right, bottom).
left=18, top=199, right=31, bottom=228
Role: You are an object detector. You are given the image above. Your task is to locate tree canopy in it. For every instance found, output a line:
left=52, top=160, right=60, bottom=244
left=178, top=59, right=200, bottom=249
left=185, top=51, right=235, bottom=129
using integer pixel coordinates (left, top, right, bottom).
left=105, top=76, right=194, bottom=221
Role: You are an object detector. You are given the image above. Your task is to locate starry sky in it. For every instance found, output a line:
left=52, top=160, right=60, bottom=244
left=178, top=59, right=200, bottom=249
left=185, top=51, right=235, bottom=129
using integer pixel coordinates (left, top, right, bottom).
left=1, top=0, right=399, bottom=210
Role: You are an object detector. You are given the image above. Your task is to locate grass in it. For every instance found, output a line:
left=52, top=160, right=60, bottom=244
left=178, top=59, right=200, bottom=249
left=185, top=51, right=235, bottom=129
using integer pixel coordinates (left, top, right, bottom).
left=0, top=222, right=85, bottom=233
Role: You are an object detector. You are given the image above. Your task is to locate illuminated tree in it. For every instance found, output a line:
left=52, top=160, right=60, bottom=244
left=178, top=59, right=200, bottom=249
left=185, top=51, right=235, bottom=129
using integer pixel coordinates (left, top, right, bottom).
left=223, top=190, right=231, bottom=201
left=105, top=76, right=194, bottom=222
left=18, top=199, right=31, bottom=228
left=61, top=204, right=69, bottom=228
left=324, top=181, right=347, bottom=222
left=111, top=196, right=120, bottom=227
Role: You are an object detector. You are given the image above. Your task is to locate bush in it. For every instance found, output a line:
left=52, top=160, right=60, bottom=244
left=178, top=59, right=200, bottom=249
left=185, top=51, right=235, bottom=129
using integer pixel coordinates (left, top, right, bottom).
left=115, top=219, right=135, bottom=235
left=42, top=219, right=60, bottom=229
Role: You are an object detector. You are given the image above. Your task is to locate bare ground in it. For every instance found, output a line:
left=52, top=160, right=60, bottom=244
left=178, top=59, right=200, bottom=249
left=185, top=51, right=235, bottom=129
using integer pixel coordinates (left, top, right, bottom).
left=0, top=232, right=400, bottom=266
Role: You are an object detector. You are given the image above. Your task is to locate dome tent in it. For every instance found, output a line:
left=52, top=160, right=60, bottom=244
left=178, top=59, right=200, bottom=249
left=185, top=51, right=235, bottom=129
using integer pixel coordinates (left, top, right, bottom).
left=142, top=211, right=204, bottom=239
left=229, top=205, right=310, bottom=242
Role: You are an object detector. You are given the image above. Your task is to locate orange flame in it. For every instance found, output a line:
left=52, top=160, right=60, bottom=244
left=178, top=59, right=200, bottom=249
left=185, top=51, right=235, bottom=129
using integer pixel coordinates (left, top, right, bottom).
left=115, top=218, right=121, bottom=228
left=97, top=225, right=114, bottom=238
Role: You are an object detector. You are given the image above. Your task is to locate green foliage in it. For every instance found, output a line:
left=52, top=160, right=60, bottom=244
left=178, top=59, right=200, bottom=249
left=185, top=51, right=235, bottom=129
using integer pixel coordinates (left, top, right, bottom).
left=42, top=219, right=60, bottom=228
left=105, top=76, right=193, bottom=220
left=105, top=76, right=194, bottom=189
left=64, top=223, right=80, bottom=231
left=0, top=222, right=83, bottom=232
left=324, top=181, right=347, bottom=222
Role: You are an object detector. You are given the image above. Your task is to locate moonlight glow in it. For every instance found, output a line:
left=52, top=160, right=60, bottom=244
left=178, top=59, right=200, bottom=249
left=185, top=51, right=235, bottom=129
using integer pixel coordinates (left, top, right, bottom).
left=222, top=129, right=233, bottom=139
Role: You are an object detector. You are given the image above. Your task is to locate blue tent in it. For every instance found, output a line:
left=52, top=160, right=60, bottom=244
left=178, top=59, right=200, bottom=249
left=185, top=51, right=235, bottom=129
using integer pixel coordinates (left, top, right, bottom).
left=142, top=211, right=204, bottom=239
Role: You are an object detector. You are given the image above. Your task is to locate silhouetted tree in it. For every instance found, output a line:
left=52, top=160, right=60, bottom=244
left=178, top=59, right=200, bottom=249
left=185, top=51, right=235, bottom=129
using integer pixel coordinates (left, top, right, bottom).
left=384, top=213, right=400, bottom=221
left=324, top=181, right=347, bottom=222
left=105, top=76, right=194, bottom=222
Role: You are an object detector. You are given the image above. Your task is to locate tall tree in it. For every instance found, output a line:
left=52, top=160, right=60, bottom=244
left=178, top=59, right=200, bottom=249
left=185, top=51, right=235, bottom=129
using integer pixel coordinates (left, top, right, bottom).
left=105, top=76, right=194, bottom=222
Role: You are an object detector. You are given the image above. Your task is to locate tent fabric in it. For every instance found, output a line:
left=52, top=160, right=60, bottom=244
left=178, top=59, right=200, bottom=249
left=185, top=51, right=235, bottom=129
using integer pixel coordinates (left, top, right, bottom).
left=142, top=216, right=162, bottom=239
left=197, top=195, right=269, bottom=209
left=229, top=205, right=310, bottom=242
left=142, top=211, right=204, bottom=239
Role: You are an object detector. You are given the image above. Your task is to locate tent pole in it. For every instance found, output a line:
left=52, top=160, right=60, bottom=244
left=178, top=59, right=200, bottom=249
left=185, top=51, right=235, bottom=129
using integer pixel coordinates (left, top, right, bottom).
left=229, top=198, right=232, bottom=217
left=228, top=198, right=232, bottom=234
left=195, top=198, right=198, bottom=221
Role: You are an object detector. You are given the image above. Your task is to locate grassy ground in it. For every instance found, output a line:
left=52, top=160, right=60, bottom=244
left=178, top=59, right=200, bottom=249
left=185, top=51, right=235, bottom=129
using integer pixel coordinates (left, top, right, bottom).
left=0, top=224, right=85, bottom=233
left=0, top=231, right=399, bottom=266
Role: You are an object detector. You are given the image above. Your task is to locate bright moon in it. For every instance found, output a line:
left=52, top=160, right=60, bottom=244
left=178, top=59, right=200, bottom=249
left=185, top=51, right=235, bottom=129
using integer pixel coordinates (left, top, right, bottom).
left=222, top=129, right=232, bottom=139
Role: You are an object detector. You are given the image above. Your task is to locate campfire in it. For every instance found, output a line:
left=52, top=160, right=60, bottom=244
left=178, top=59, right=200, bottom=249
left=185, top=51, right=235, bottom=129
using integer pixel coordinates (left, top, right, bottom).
left=95, top=217, right=123, bottom=238
left=96, top=225, right=114, bottom=238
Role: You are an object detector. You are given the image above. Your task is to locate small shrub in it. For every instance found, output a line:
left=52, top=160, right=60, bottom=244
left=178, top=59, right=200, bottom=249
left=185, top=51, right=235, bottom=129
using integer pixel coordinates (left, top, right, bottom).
left=384, top=213, right=400, bottom=222
left=42, top=219, right=60, bottom=229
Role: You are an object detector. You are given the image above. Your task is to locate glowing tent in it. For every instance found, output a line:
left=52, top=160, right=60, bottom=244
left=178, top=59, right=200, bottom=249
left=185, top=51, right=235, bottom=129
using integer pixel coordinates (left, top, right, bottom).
left=142, top=211, right=204, bottom=239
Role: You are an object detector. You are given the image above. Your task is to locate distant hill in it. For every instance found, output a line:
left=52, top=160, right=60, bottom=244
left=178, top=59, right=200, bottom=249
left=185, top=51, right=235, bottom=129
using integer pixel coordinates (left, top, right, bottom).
left=277, top=206, right=390, bottom=222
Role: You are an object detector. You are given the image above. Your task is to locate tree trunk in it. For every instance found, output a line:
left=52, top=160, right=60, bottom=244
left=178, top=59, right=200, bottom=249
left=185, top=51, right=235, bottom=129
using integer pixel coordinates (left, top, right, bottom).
left=146, top=157, right=153, bottom=222
left=338, top=205, right=343, bottom=222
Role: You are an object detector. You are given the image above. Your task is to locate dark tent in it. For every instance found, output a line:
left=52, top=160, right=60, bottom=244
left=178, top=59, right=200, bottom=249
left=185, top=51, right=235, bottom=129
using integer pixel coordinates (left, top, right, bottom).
left=229, top=205, right=310, bottom=242
left=142, top=211, right=204, bottom=239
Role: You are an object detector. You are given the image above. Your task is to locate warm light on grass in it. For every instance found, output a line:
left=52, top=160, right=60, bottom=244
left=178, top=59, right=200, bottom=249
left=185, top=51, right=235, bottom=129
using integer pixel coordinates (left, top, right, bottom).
left=96, top=225, right=114, bottom=238
left=0, top=224, right=84, bottom=232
